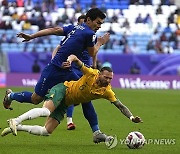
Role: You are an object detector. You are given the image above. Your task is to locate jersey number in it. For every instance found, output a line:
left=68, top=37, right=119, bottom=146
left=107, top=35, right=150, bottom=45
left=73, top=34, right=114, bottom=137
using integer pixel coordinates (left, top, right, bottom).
left=61, top=30, right=76, bottom=45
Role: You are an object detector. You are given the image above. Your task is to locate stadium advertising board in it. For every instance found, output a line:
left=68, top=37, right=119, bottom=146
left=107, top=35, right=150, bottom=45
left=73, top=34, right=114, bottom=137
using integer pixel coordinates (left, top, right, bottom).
left=7, top=73, right=40, bottom=87
left=5, top=73, right=180, bottom=89
left=0, top=73, right=6, bottom=87
left=111, top=75, right=180, bottom=89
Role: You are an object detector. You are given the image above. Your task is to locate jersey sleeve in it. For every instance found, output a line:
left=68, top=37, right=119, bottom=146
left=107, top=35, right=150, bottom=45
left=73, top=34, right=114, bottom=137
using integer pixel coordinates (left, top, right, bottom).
left=86, top=31, right=97, bottom=47
left=80, top=64, right=95, bottom=75
left=63, top=25, right=74, bottom=36
left=104, top=89, right=117, bottom=102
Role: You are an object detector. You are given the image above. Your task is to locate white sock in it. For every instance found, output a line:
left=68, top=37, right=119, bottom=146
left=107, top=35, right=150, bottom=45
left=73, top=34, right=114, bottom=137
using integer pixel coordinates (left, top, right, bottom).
left=17, top=125, right=49, bottom=136
left=67, top=117, right=73, bottom=125
left=14, top=108, right=50, bottom=125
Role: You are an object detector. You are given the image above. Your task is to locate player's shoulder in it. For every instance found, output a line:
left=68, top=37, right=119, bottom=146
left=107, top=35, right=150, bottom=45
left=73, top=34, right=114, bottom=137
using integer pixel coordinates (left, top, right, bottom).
left=105, top=85, right=114, bottom=93
left=82, top=64, right=97, bottom=75
left=63, top=24, right=75, bottom=33
left=63, top=24, right=74, bottom=28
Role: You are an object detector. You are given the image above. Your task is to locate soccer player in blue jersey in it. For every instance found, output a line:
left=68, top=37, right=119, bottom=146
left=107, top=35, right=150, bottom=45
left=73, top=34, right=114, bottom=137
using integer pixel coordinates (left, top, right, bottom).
left=51, top=14, right=96, bottom=130
left=3, top=8, right=110, bottom=143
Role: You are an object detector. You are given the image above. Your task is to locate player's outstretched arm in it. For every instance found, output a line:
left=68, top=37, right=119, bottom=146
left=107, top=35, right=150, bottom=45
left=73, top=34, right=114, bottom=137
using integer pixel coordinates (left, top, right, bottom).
left=112, top=100, right=143, bottom=123
left=17, top=27, right=64, bottom=42
left=67, top=55, right=83, bottom=67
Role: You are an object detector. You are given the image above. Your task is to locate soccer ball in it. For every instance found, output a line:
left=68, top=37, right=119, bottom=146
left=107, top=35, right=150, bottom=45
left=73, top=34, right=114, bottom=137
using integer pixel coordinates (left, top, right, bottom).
left=126, top=131, right=145, bottom=149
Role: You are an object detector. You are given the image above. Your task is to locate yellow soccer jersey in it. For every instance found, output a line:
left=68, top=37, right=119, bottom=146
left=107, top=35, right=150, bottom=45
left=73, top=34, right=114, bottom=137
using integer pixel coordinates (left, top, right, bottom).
left=64, top=64, right=117, bottom=106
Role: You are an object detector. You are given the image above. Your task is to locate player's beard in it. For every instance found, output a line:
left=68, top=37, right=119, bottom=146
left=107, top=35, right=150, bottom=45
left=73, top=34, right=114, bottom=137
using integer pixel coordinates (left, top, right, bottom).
left=100, top=79, right=108, bottom=87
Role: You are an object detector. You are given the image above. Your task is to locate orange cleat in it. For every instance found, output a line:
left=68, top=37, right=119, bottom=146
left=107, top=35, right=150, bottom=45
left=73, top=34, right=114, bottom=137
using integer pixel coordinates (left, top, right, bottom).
left=67, top=123, right=76, bottom=130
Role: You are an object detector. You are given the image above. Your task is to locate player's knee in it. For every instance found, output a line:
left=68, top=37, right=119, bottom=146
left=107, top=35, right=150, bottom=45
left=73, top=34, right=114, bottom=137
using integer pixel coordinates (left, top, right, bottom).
left=31, top=95, right=43, bottom=105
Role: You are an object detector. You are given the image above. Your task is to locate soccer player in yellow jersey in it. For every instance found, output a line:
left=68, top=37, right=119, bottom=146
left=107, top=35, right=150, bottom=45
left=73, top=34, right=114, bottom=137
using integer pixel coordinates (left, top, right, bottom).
left=64, top=62, right=116, bottom=107
left=2, top=55, right=142, bottom=145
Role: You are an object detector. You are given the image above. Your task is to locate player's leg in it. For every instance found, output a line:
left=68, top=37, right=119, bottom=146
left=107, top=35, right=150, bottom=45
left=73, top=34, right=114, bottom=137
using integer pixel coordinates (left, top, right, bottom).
left=66, top=105, right=76, bottom=130
left=2, top=87, right=68, bottom=137
left=2, top=117, right=59, bottom=137
left=81, top=102, right=108, bottom=143
left=3, top=63, right=66, bottom=109
left=7, top=100, right=54, bottom=136
left=8, top=83, right=66, bottom=135
left=16, top=117, right=59, bottom=136
left=3, top=89, right=34, bottom=109
left=3, top=64, right=54, bottom=107
left=81, top=102, right=99, bottom=132
left=2, top=64, right=51, bottom=109
left=9, top=106, right=52, bottom=129
left=32, top=97, right=68, bottom=135
left=65, top=71, right=80, bottom=130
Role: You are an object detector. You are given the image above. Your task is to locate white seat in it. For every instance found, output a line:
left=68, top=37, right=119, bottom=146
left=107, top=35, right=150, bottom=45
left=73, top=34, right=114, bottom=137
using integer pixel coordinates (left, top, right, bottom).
left=16, top=7, right=25, bottom=16
left=170, top=5, right=177, bottom=13
left=31, top=25, right=39, bottom=31
left=66, top=8, right=75, bottom=19
left=100, top=22, right=111, bottom=32
left=50, top=12, right=59, bottom=25
left=107, top=9, right=114, bottom=18
left=58, top=8, right=65, bottom=18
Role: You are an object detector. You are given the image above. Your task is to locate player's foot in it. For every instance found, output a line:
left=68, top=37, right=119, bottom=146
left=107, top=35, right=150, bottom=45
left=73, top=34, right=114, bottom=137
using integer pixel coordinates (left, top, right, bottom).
left=105, top=135, right=118, bottom=149
left=8, top=119, right=17, bottom=136
left=93, top=131, right=107, bottom=143
left=67, top=123, right=76, bottom=130
left=1, top=127, right=13, bottom=137
left=3, top=89, right=13, bottom=110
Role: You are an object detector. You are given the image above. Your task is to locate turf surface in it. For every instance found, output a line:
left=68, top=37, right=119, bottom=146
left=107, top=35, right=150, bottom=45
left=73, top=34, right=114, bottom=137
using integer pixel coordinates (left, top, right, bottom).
left=0, top=87, right=179, bottom=154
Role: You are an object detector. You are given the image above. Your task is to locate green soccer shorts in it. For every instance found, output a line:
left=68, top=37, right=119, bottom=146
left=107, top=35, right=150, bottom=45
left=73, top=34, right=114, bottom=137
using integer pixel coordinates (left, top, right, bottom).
left=45, top=83, right=68, bottom=123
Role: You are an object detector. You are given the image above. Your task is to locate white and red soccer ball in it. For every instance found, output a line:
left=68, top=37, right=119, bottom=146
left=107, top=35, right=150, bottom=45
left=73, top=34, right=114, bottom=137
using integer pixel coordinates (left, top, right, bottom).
left=126, top=131, right=145, bottom=149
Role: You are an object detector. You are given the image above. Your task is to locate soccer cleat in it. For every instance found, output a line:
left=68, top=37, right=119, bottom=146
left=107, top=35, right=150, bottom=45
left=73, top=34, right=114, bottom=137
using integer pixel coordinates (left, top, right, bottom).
left=67, top=123, right=76, bottom=130
left=8, top=119, right=17, bottom=136
left=105, top=135, right=118, bottom=149
left=3, top=89, right=13, bottom=110
left=1, top=127, right=13, bottom=137
left=93, top=132, right=107, bottom=143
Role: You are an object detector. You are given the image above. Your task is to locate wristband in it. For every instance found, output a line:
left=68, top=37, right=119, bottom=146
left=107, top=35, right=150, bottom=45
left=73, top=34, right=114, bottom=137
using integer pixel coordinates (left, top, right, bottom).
left=79, top=62, right=84, bottom=69
left=130, top=116, right=134, bottom=121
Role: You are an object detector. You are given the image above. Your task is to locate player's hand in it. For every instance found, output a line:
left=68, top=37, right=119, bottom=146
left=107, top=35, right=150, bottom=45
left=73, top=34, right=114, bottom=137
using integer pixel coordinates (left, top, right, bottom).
left=132, top=116, right=143, bottom=123
left=61, top=61, right=71, bottom=69
left=67, top=55, right=77, bottom=63
left=97, top=33, right=110, bottom=45
left=17, top=33, right=32, bottom=42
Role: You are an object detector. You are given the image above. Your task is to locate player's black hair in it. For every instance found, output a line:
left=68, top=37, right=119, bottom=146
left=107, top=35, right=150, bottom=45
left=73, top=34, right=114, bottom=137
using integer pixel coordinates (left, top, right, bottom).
left=78, top=15, right=86, bottom=23
left=100, top=67, right=113, bottom=73
left=84, top=8, right=106, bottom=22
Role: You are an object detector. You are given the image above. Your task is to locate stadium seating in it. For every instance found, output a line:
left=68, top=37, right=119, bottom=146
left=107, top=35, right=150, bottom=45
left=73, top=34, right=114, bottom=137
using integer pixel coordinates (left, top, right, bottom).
left=0, top=0, right=179, bottom=55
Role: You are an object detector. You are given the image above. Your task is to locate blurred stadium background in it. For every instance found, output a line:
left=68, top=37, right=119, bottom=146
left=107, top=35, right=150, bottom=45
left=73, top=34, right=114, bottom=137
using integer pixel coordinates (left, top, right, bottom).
left=0, top=0, right=180, bottom=89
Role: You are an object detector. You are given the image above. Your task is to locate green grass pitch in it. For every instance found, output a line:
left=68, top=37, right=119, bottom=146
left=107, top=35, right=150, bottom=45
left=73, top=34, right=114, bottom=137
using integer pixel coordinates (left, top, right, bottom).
left=0, top=87, right=179, bottom=154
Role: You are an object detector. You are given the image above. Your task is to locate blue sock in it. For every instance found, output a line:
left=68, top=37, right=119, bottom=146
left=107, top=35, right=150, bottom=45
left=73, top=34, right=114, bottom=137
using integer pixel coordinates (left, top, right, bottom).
left=91, top=125, right=99, bottom=132
left=82, top=102, right=99, bottom=132
left=10, top=91, right=32, bottom=103
left=67, top=105, right=74, bottom=117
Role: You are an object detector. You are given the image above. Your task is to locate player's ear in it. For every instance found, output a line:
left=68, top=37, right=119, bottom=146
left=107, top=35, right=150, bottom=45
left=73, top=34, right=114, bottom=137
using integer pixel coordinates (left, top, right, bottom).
left=86, top=17, right=91, bottom=23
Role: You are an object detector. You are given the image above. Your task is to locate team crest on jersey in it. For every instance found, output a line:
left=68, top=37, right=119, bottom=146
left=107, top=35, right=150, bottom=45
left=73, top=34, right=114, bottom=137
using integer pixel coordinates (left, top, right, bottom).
left=50, top=94, right=54, bottom=98
left=92, top=35, right=96, bottom=42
